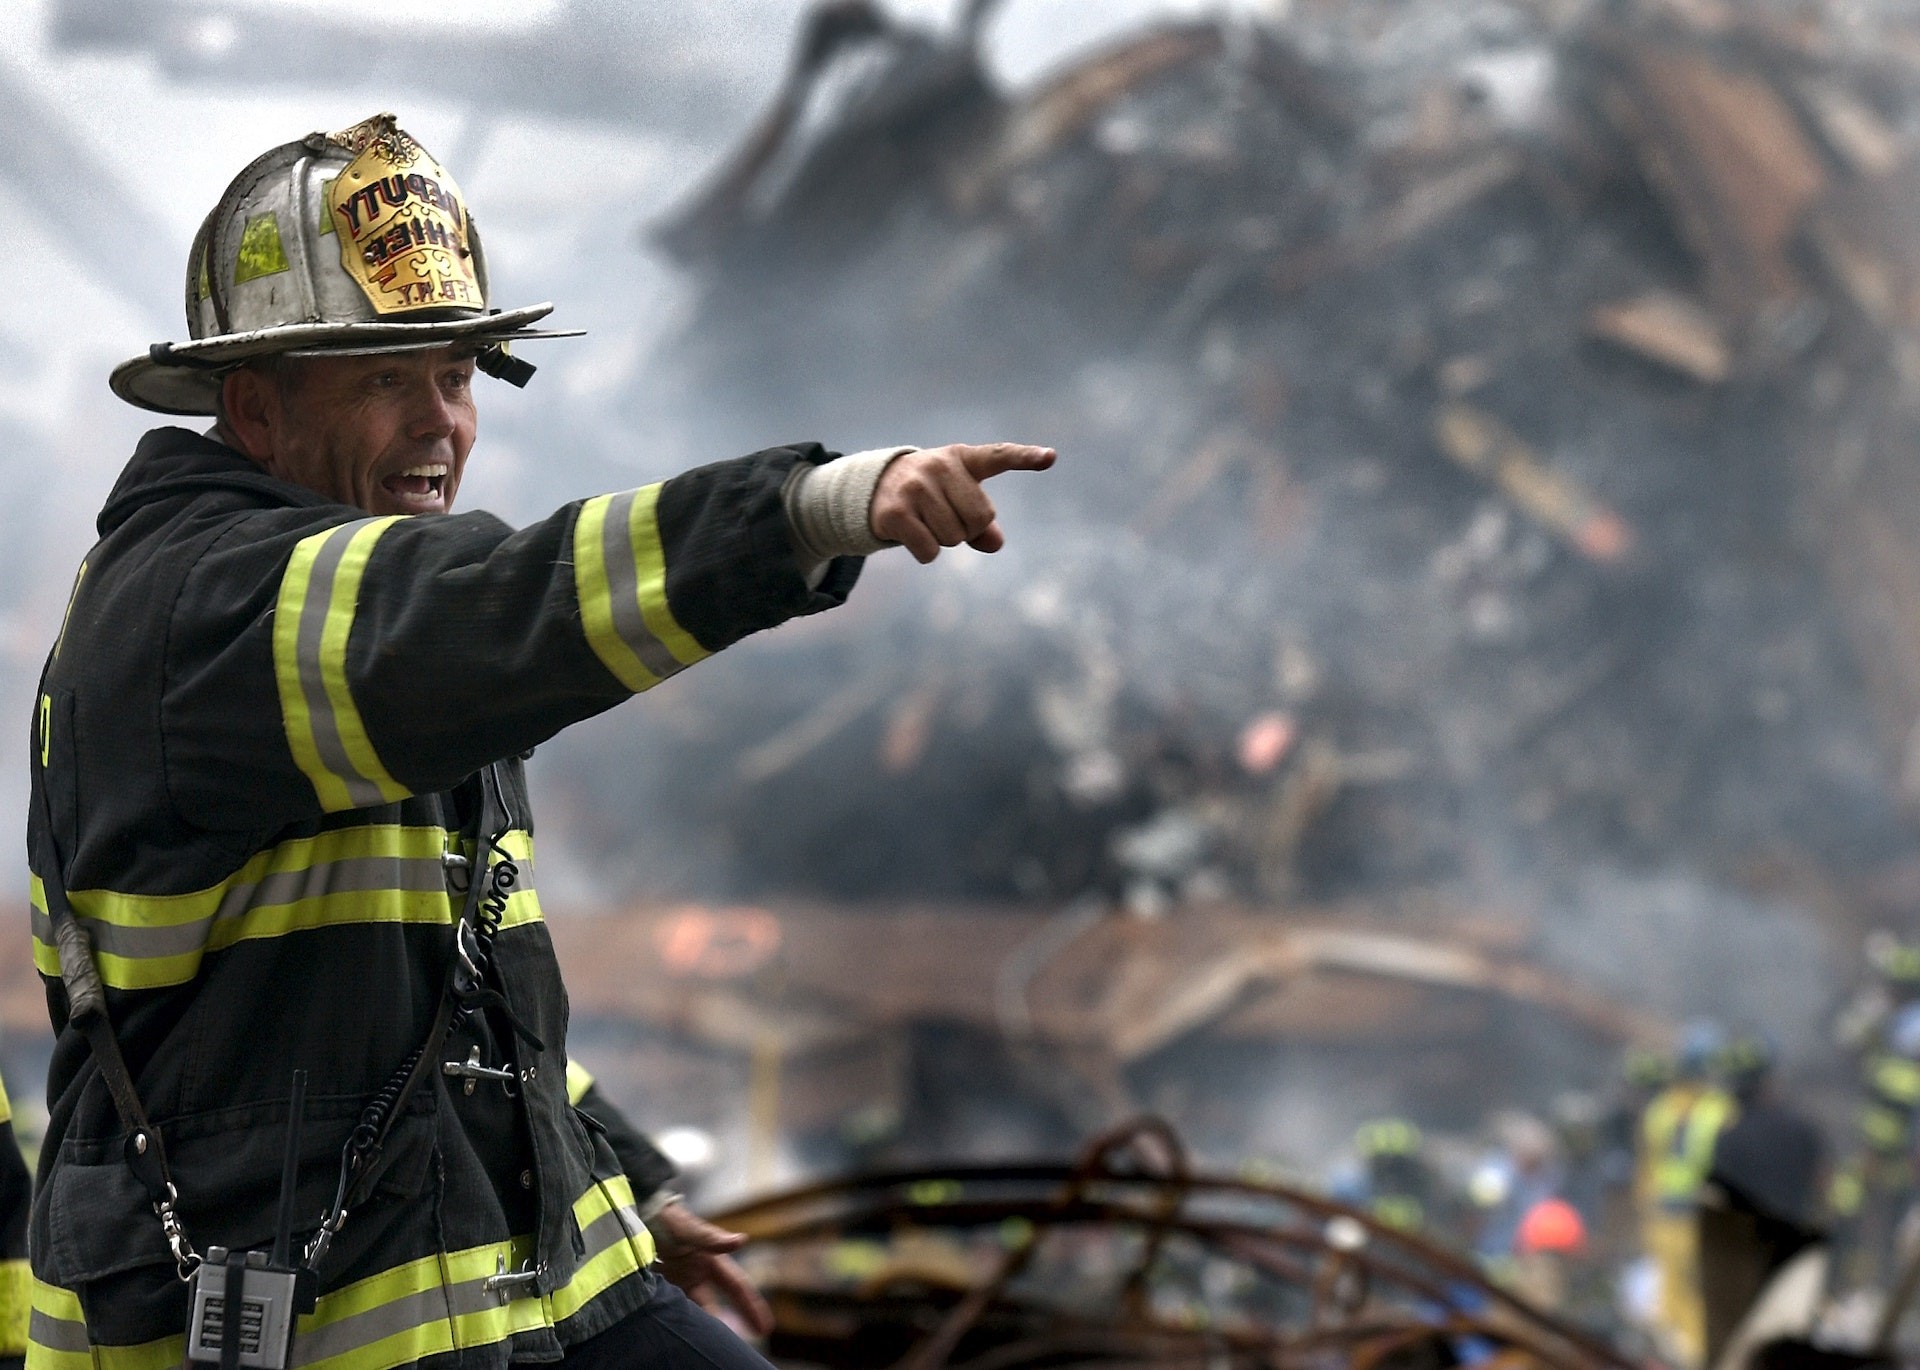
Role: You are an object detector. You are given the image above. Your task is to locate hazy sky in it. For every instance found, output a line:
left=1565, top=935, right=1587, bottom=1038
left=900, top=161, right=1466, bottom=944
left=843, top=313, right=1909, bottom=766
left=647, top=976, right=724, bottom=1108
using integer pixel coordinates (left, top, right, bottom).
left=0, top=0, right=1284, bottom=429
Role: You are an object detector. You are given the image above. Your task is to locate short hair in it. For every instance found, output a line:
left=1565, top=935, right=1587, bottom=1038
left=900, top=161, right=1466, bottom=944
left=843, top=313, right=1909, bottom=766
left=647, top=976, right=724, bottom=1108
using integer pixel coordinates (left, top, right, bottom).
left=212, top=354, right=304, bottom=430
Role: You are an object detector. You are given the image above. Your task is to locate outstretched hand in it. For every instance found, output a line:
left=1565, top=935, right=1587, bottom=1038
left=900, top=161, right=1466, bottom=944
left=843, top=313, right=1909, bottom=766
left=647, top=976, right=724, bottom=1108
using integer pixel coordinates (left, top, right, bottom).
left=651, top=1199, right=775, bottom=1337
left=869, top=442, right=1057, bottom=564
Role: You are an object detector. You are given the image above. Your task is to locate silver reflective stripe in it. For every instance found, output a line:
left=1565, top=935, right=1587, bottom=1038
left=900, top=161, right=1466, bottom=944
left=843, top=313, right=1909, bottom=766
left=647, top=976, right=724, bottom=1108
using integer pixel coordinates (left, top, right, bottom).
left=290, top=1283, right=456, bottom=1368
left=579, top=1201, right=646, bottom=1255
left=598, top=489, right=684, bottom=682
left=27, top=1308, right=91, bottom=1354
left=28, top=854, right=454, bottom=961
left=296, top=521, right=391, bottom=810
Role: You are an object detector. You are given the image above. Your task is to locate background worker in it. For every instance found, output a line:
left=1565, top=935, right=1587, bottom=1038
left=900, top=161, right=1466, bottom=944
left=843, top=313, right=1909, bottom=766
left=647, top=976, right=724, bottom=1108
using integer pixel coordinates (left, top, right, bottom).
left=0, top=1073, right=28, bottom=1370
left=1636, top=1021, right=1737, bottom=1369
left=1343, top=1119, right=1435, bottom=1233
left=1834, top=932, right=1920, bottom=1286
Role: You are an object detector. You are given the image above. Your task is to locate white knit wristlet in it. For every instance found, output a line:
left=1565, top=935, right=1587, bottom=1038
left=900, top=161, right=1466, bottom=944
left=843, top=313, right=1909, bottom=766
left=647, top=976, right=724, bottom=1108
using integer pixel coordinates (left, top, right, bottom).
left=783, top=446, right=916, bottom=564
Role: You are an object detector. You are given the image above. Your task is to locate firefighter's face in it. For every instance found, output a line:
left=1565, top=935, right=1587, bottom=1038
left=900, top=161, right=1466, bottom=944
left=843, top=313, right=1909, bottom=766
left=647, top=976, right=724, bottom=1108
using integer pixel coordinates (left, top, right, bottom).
left=226, top=348, right=477, bottom=516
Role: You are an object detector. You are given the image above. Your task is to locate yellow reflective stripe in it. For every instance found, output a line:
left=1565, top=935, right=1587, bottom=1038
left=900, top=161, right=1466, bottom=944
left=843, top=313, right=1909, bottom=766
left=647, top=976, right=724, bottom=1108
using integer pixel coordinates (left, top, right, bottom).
left=1863, top=1103, right=1910, bottom=1150
left=27, top=1190, right=648, bottom=1370
left=52, top=558, right=87, bottom=663
left=26, top=1278, right=181, bottom=1370
left=1874, top=1055, right=1920, bottom=1104
left=553, top=1177, right=655, bottom=1321
left=573, top=494, right=658, bottom=691
left=493, top=830, right=543, bottom=931
left=274, top=518, right=410, bottom=813
left=572, top=488, right=709, bottom=693
left=294, top=1238, right=540, bottom=1370
left=295, top=1182, right=647, bottom=1370
left=625, top=486, right=706, bottom=667
left=0, top=1259, right=29, bottom=1357
left=0, top=1075, right=12, bottom=1128
left=28, top=826, right=543, bottom=992
left=566, top=1059, right=595, bottom=1106
left=1646, top=1088, right=1734, bottom=1202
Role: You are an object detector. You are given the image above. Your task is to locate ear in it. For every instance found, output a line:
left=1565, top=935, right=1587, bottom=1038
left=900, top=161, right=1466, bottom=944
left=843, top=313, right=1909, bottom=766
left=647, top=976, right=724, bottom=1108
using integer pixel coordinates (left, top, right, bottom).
left=219, top=366, right=279, bottom=464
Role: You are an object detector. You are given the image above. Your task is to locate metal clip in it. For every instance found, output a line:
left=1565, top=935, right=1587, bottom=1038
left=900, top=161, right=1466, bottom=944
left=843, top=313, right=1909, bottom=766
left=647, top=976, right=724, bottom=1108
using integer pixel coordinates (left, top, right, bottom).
left=441, top=846, right=471, bottom=893
left=481, top=1253, right=544, bottom=1303
left=452, top=921, right=486, bottom=995
left=155, top=1182, right=201, bottom=1282
left=305, top=1211, right=344, bottom=1271
left=443, top=1046, right=519, bottom=1097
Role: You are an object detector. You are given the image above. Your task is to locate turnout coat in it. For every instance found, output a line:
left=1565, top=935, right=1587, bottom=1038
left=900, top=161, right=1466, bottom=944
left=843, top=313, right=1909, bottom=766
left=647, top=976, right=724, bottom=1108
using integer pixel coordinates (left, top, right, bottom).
left=25, top=428, right=856, bottom=1369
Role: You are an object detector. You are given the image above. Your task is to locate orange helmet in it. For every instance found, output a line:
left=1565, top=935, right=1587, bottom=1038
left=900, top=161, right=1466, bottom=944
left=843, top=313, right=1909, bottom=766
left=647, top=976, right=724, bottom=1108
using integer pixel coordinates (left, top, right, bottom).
left=1515, top=1197, right=1587, bottom=1255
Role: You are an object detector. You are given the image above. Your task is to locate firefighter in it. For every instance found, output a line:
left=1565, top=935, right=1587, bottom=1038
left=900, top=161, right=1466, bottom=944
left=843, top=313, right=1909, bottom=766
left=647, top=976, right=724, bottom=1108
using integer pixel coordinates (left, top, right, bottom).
left=25, top=114, right=1052, bottom=1369
left=1348, top=1119, right=1434, bottom=1233
left=1636, top=1022, right=1737, bottom=1369
left=1834, top=932, right=1920, bottom=1285
left=0, top=1072, right=29, bottom=1370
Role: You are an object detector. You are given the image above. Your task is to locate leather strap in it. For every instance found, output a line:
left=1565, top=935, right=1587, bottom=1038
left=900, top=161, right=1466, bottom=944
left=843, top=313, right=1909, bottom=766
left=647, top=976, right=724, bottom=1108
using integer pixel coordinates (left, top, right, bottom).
left=31, top=746, right=178, bottom=1208
left=36, top=723, right=515, bottom=1250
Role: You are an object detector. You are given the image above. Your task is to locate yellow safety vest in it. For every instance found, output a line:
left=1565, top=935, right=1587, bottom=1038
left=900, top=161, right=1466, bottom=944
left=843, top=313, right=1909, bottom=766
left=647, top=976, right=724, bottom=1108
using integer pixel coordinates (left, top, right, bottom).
left=1641, top=1085, right=1736, bottom=1209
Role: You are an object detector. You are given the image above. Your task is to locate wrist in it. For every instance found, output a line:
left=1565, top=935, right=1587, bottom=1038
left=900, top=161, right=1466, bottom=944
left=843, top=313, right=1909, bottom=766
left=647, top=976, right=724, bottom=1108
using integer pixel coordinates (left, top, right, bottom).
left=784, top=446, right=916, bottom=562
left=638, top=1188, right=685, bottom=1223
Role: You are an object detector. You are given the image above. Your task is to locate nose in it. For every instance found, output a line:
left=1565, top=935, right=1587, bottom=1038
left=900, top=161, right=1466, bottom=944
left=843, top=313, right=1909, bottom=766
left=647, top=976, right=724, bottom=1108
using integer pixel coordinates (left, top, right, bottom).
left=406, top=374, right=457, bottom=443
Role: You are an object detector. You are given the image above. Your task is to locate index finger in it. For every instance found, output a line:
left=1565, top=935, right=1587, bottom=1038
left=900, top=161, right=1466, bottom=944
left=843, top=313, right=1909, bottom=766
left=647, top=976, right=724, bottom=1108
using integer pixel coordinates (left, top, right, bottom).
left=712, top=1255, right=775, bottom=1336
left=954, top=443, right=1057, bottom=480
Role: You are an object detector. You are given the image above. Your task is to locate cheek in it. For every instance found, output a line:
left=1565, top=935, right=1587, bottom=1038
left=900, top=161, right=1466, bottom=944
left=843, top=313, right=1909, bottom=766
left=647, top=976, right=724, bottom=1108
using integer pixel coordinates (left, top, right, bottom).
left=451, top=402, right=478, bottom=468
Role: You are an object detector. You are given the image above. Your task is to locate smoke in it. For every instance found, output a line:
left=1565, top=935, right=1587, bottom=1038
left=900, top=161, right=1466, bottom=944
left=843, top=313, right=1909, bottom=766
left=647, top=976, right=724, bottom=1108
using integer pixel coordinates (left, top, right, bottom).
left=504, top=0, right=1920, bottom=1178
left=8, top=0, right=1920, bottom=1173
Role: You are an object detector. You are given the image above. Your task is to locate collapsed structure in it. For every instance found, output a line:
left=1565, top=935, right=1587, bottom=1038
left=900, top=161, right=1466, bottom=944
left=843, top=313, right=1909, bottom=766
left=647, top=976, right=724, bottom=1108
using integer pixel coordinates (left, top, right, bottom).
left=589, top=0, right=1920, bottom=1072
left=575, top=0, right=1920, bottom=1362
left=645, top=0, right=1920, bottom=917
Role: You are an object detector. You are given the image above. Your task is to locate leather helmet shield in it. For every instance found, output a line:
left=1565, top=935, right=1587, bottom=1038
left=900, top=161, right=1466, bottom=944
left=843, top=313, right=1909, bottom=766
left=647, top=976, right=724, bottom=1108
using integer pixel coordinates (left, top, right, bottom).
left=108, top=111, right=580, bottom=414
left=325, top=117, right=484, bottom=317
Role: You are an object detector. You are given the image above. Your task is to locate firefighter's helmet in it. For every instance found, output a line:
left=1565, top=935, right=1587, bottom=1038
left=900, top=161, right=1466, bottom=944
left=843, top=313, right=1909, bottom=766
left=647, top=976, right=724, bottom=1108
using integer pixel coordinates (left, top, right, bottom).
left=110, top=113, right=579, bottom=415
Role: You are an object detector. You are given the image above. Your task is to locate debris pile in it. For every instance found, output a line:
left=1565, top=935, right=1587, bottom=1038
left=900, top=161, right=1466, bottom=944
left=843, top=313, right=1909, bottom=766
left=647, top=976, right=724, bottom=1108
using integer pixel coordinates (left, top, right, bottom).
left=559, top=0, right=1920, bottom=1012
left=711, top=1117, right=1633, bottom=1370
left=555, top=898, right=1671, bottom=1169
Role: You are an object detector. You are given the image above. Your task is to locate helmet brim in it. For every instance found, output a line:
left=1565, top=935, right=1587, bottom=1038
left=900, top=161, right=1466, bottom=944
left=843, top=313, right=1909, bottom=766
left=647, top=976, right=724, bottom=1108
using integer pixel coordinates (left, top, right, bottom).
left=109, top=303, right=582, bottom=415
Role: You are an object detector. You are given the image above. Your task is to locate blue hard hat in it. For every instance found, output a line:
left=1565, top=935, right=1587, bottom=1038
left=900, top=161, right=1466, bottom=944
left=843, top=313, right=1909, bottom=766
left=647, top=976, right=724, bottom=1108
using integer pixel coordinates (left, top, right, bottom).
left=1677, top=1019, right=1726, bottom=1078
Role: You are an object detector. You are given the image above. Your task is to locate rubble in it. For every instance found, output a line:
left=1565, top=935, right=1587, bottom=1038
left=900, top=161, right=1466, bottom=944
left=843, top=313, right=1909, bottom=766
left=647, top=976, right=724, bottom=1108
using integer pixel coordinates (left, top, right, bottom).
left=553, top=897, right=1672, bottom=1180
left=587, top=0, right=1920, bottom=1001
left=1585, top=291, right=1731, bottom=384
left=711, top=1117, right=1634, bottom=1369
left=504, top=17, right=1920, bottom=1331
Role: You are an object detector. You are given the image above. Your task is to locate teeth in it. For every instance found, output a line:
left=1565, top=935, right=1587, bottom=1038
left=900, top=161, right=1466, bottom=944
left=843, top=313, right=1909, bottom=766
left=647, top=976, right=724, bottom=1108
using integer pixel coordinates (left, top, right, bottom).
left=396, top=464, right=448, bottom=479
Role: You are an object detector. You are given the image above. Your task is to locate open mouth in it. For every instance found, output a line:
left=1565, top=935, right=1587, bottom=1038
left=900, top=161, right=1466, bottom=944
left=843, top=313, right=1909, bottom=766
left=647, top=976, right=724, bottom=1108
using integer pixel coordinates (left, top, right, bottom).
left=380, top=463, right=449, bottom=510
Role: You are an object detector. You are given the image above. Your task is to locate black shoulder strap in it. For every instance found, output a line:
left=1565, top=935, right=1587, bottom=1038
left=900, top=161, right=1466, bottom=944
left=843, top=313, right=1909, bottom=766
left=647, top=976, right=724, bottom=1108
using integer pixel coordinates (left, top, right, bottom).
left=34, top=731, right=516, bottom=1258
left=29, top=739, right=177, bottom=1207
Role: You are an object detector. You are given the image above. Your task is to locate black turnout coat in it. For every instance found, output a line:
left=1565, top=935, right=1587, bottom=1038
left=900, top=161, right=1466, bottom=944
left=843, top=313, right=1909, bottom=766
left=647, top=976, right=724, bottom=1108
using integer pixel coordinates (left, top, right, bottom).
left=25, top=427, right=856, bottom=1369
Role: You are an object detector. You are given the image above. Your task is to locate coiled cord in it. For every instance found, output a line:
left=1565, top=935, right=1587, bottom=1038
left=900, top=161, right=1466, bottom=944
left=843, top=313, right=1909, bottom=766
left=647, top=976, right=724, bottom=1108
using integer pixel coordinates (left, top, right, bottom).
left=348, top=1045, right=423, bottom=1158
left=472, top=855, right=517, bottom=964
left=449, top=849, right=545, bottom=1053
